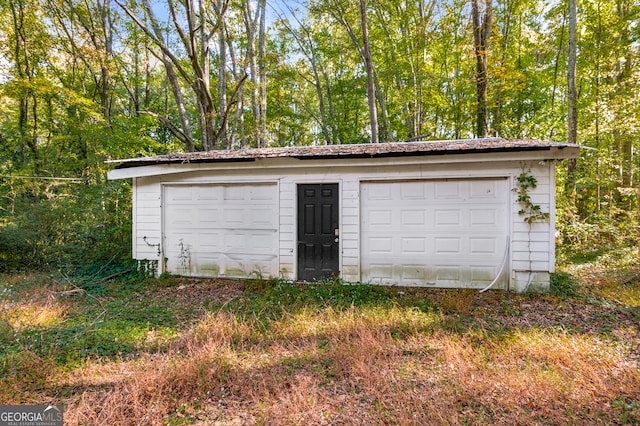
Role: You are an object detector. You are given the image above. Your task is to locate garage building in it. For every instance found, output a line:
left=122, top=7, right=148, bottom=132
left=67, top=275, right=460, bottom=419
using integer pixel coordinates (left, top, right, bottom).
left=107, top=138, right=580, bottom=292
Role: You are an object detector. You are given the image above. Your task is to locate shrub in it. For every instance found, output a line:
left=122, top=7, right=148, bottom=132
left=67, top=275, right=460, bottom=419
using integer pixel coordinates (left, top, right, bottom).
left=0, top=180, right=132, bottom=272
left=550, top=271, right=579, bottom=298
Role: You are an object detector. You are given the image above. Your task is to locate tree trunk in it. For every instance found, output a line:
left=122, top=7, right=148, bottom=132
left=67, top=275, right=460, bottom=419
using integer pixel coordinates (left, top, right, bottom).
left=548, top=8, right=566, bottom=140
left=490, top=0, right=512, bottom=136
left=359, top=0, right=378, bottom=143
left=162, top=56, right=195, bottom=152
left=98, top=0, right=113, bottom=122
left=471, top=0, right=492, bottom=138
left=119, top=0, right=196, bottom=151
left=257, top=0, right=267, bottom=147
left=226, top=33, right=247, bottom=147
left=280, top=15, right=333, bottom=145
left=566, top=0, right=578, bottom=195
left=217, top=7, right=228, bottom=149
left=244, top=0, right=265, bottom=147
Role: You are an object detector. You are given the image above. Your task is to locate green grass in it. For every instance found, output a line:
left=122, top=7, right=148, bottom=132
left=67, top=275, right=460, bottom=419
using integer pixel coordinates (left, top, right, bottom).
left=550, top=271, right=580, bottom=298
left=0, top=272, right=182, bottom=372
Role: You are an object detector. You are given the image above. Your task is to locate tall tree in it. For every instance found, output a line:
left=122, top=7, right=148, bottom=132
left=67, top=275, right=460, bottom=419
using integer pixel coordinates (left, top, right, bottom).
left=243, top=0, right=268, bottom=147
left=566, top=0, right=578, bottom=194
left=278, top=14, right=334, bottom=145
left=471, top=0, right=492, bottom=138
left=359, top=0, right=378, bottom=143
left=118, top=0, right=249, bottom=151
left=117, top=0, right=195, bottom=151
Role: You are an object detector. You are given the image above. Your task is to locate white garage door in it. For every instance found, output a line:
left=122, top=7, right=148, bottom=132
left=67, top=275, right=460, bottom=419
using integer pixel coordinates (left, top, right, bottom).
left=163, top=183, right=278, bottom=278
left=361, top=179, right=509, bottom=288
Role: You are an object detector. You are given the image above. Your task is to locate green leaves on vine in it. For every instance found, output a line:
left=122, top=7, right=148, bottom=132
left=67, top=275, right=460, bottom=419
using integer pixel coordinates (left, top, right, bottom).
left=514, top=171, right=550, bottom=224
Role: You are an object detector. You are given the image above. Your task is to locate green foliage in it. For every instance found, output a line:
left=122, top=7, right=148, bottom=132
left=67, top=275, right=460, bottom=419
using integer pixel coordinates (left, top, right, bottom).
left=556, top=202, right=638, bottom=262
left=0, top=274, right=180, bottom=372
left=0, top=0, right=638, bottom=269
left=0, top=180, right=132, bottom=272
left=550, top=271, right=579, bottom=298
left=612, top=397, right=640, bottom=424
left=234, top=277, right=393, bottom=321
left=230, top=277, right=437, bottom=324
left=513, top=171, right=550, bottom=224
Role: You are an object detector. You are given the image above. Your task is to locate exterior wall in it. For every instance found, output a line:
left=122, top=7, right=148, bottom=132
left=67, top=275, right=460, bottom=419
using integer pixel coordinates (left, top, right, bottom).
left=510, top=160, right=555, bottom=292
left=130, top=157, right=556, bottom=291
left=133, top=175, right=162, bottom=272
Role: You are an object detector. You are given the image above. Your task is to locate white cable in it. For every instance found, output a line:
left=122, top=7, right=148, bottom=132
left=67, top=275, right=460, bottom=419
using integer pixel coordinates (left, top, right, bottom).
left=479, top=236, right=510, bottom=293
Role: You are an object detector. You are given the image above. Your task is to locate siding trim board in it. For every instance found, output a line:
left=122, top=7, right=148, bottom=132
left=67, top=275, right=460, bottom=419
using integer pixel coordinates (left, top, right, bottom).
left=132, top=177, right=137, bottom=259
left=110, top=143, right=579, bottom=292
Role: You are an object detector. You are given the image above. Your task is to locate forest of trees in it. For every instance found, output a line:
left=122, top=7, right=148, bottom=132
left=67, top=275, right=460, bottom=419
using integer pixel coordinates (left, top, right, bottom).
left=0, top=0, right=638, bottom=271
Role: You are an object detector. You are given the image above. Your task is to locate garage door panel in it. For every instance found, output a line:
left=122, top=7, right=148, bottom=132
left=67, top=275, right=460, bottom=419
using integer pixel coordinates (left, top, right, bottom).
left=167, top=207, right=195, bottom=226
left=436, top=266, right=460, bottom=282
left=197, top=208, right=220, bottom=224
left=401, top=237, right=426, bottom=254
left=434, top=181, right=462, bottom=199
left=400, top=181, right=427, bottom=199
left=199, top=232, right=223, bottom=251
left=197, top=186, right=223, bottom=201
left=250, top=208, right=277, bottom=227
left=368, top=237, right=393, bottom=253
left=401, top=268, right=425, bottom=283
left=469, top=209, right=498, bottom=226
left=434, top=209, right=461, bottom=226
left=471, top=266, right=499, bottom=283
left=470, top=237, right=497, bottom=254
left=434, top=237, right=461, bottom=254
left=167, top=186, right=194, bottom=202
left=164, top=184, right=278, bottom=278
left=366, top=264, right=393, bottom=283
left=361, top=179, right=508, bottom=288
left=367, top=209, right=392, bottom=226
left=367, top=184, right=393, bottom=200
left=400, top=210, right=426, bottom=225
left=469, top=180, right=500, bottom=199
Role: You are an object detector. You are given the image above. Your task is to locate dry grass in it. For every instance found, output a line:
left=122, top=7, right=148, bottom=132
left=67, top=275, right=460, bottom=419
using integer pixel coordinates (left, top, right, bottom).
left=581, top=271, right=640, bottom=308
left=1, top=273, right=71, bottom=330
left=61, top=308, right=639, bottom=425
left=1, top=271, right=639, bottom=424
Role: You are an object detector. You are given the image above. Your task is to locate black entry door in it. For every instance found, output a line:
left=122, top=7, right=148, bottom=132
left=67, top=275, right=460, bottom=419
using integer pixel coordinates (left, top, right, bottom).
left=297, top=183, right=339, bottom=281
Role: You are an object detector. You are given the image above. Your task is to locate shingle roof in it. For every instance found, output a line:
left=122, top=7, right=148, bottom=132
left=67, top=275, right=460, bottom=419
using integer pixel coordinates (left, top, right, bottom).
left=110, top=138, right=579, bottom=169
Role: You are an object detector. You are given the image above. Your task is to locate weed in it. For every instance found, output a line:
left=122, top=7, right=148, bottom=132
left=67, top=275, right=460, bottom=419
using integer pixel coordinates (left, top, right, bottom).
left=437, top=289, right=477, bottom=314
left=225, top=278, right=392, bottom=323
left=0, top=318, right=15, bottom=344
left=613, top=397, right=639, bottom=424
left=550, top=271, right=579, bottom=298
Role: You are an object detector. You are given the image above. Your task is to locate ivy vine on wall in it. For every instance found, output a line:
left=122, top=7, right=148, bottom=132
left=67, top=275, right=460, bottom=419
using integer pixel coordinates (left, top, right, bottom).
left=513, top=171, right=550, bottom=224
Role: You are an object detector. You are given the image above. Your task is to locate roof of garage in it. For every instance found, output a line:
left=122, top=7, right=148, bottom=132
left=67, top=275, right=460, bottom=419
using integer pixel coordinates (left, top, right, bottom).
left=109, top=138, right=580, bottom=170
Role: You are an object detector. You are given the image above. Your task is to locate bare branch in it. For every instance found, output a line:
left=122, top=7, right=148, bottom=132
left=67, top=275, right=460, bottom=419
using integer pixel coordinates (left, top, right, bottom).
left=138, top=110, right=191, bottom=146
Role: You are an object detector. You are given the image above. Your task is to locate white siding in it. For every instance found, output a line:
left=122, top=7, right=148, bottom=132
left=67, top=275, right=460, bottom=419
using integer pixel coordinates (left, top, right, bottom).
left=279, top=181, right=296, bottom=278
left=134, top=176, right=162, bottom=262
left=341, top=179, right=360, bottom=281
left=509, top=162, right=553, bottom=292
left=129, top=157, right=557, bottom=291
